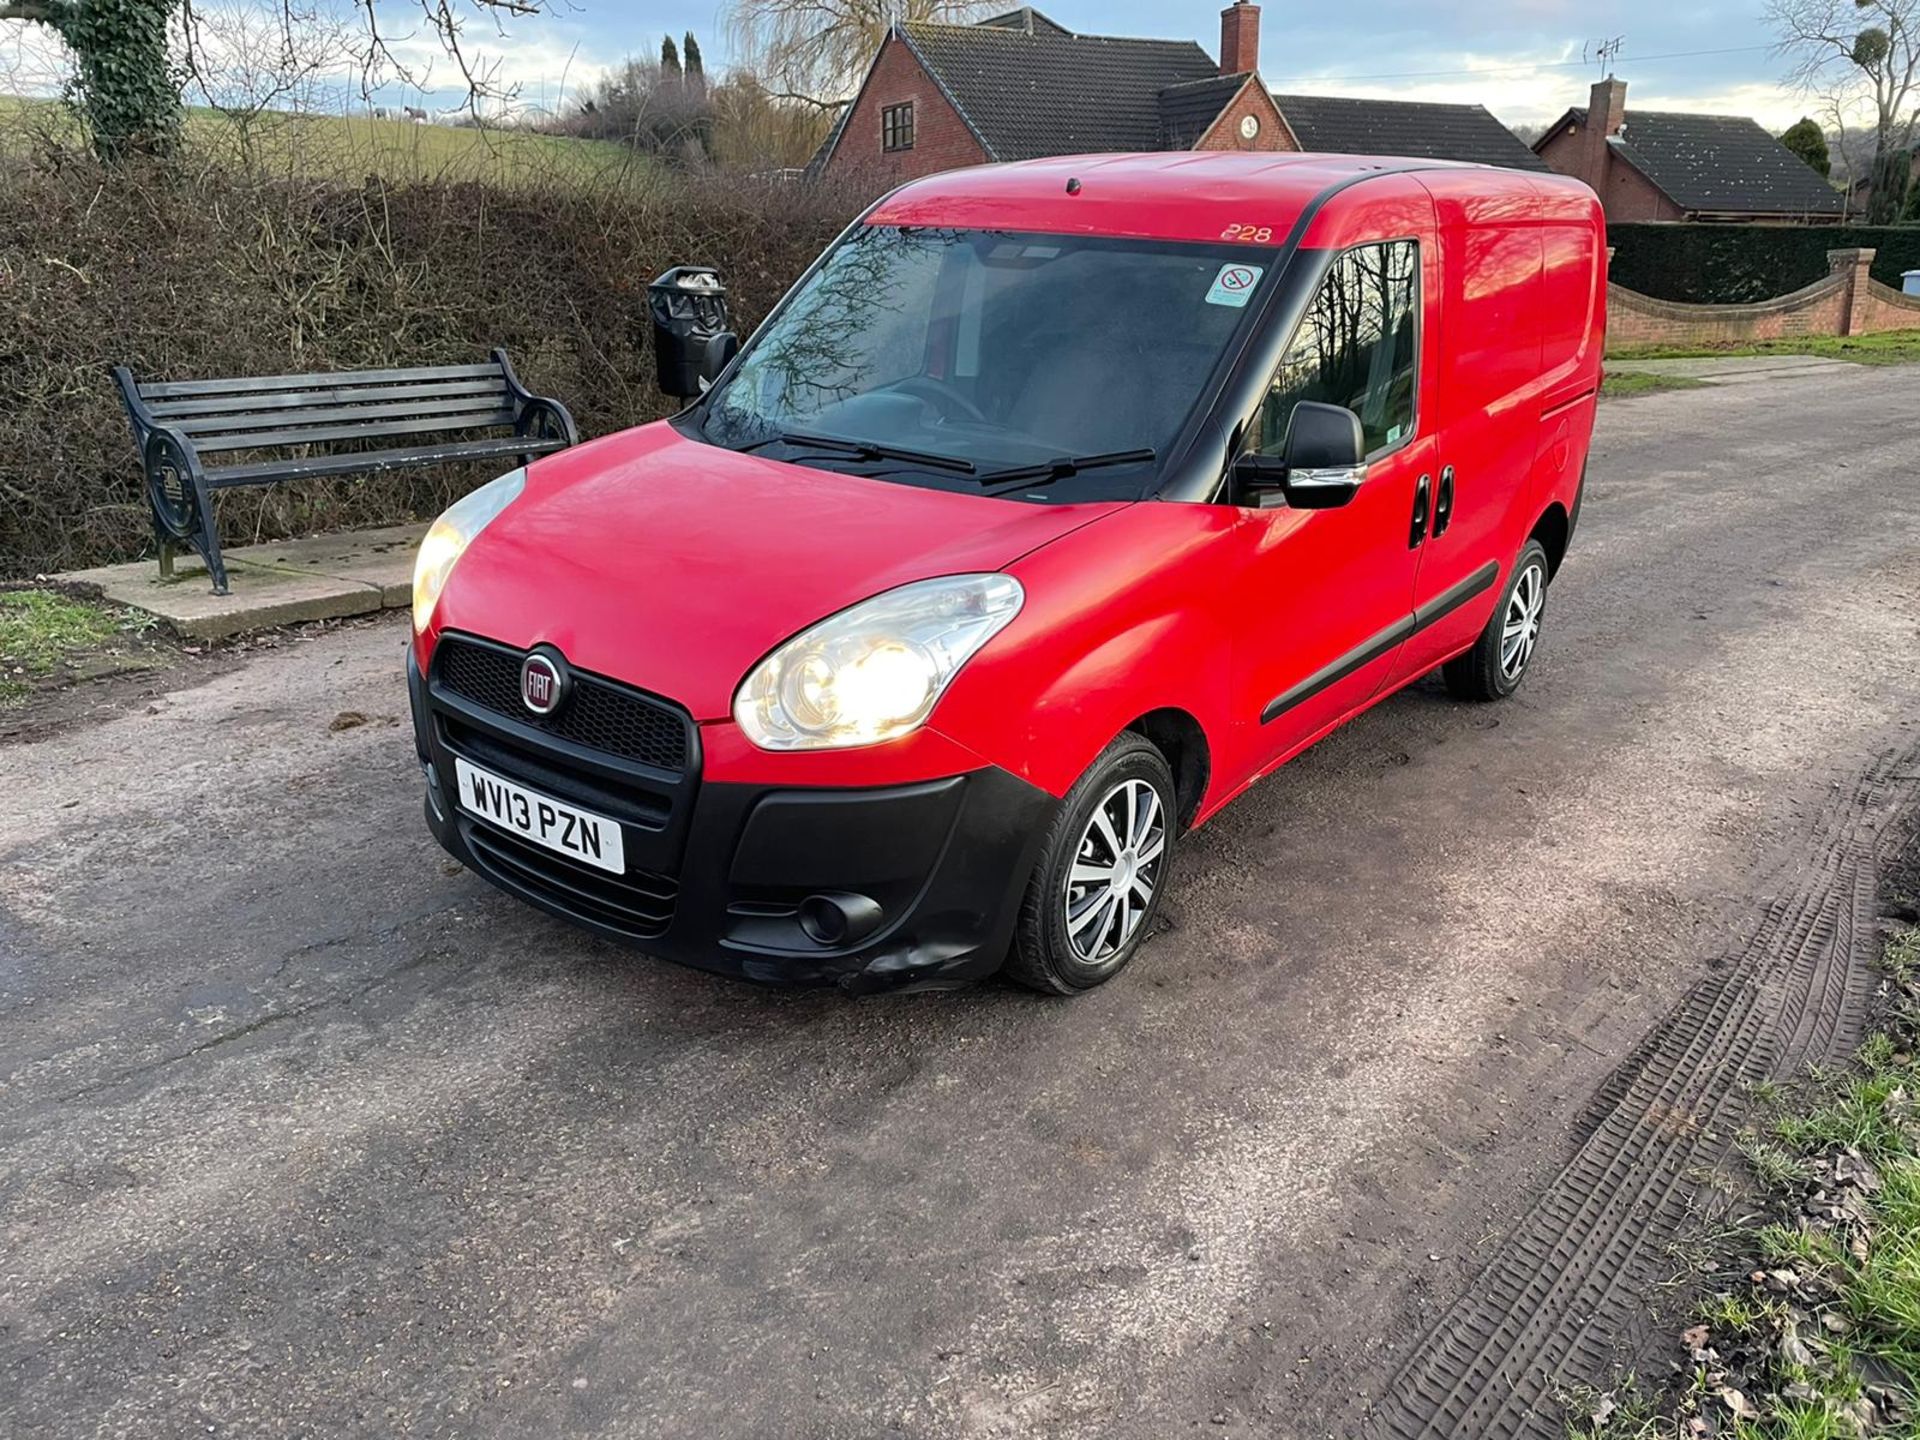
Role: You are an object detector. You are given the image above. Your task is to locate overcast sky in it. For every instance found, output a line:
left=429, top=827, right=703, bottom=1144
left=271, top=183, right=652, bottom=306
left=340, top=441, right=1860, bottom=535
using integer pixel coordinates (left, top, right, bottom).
left=0, top=0, right=1821, bottom=132
left=451, top=0, right=1815, bottom=131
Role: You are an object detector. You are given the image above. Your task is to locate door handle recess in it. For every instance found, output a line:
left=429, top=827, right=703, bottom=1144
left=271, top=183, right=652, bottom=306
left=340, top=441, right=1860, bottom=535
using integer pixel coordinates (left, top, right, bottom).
left=1434, top=466, right=1456, bottom=538
left=1410, top=474, right=1431, bottom=549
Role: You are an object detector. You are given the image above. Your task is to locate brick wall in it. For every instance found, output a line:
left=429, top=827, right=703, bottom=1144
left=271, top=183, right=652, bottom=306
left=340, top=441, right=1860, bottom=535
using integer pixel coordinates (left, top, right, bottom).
left=1607, top=246, right=1920, bottom=348
left=1607, top=275, right=1847, bottom=347
left=1857, top=277, right=1920, bottom=332
left=823, top=35, right=989, bottom=183
left=1194, top=81, right=1295, bottom=153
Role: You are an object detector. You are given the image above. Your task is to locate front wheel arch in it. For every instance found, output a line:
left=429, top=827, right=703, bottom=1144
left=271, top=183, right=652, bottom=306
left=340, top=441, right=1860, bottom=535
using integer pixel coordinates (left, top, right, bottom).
left=1126, top=707, right=1210, bottom=832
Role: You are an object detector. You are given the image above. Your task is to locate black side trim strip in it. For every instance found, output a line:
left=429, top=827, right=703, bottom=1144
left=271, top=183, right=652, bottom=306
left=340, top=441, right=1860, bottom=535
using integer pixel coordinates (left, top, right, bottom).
left=1260, top=559, right=1501, bottom=724
left=1261, top=617, right=1415, bottom=724
left=1414, top=559, right=1500, bottom=631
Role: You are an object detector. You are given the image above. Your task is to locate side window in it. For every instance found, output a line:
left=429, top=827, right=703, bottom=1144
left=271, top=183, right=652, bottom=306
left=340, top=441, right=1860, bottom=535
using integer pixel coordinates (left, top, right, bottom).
left=1256, top=240, right=1419, bottom=459
left=882, top=102, right=915, bottom=153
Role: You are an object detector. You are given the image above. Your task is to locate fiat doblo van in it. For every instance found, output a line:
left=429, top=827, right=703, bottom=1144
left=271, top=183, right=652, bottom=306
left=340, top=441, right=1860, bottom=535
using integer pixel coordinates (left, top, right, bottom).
left=407, top=152, right=1606, bottom=994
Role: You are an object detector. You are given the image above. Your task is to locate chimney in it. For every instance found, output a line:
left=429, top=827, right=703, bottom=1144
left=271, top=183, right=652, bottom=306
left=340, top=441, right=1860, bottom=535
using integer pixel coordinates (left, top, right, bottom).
left=1220, top=1, right=1260, bottom=76
left=1590, top=76, right=1627, bottom=137
left=1582, top=76, right=1627, bottom=194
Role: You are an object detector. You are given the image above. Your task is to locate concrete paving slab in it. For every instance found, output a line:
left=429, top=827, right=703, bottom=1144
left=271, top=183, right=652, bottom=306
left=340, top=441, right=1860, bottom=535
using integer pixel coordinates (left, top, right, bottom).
left=58, top=523, right=426, bottom=640
left=62, top=559, right=381, bottom=641
left=234, top=524, right=426, bottom=608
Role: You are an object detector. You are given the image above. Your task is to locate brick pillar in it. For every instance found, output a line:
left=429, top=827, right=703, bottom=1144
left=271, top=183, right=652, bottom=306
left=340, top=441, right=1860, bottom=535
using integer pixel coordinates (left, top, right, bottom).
left=1829, top=247, right=1876, bottom=335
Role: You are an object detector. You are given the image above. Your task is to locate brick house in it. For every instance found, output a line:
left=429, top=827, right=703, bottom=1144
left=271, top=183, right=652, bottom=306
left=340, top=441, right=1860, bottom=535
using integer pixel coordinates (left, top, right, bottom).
left=1535, top=77, right=1845, bottom=223
left=812, top=3, right=1545, bottom=182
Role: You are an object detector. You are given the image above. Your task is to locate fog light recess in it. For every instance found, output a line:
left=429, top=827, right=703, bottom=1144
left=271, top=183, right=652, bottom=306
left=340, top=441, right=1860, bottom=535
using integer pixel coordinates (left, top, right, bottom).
left=797, top=892, right=885, bottom=948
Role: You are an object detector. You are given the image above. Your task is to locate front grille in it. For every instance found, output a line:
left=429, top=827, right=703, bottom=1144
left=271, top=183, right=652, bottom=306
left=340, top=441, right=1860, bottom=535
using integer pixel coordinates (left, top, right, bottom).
left=460, top=818, right=679, bottom=939
left=437, top=635, right=691, bottom=773
left=441, top=715, right=672, bottom=830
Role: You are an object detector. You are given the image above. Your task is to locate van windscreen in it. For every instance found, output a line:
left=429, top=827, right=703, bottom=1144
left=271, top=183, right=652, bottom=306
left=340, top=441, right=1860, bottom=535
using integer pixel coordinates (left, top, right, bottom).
left=692, top=226, right=1277, bottom=501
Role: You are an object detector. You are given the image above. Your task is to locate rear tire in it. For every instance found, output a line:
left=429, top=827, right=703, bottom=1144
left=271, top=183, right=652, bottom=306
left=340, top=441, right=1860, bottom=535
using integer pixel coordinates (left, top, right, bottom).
left=1443, top=539, right=1550, bottom=702
left=1006, top=733, right=1176, bottom=995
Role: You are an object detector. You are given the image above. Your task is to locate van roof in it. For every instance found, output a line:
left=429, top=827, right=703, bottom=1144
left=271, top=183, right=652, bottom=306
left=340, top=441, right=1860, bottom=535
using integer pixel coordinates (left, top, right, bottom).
left=866, top=151, right=1579, bottom=246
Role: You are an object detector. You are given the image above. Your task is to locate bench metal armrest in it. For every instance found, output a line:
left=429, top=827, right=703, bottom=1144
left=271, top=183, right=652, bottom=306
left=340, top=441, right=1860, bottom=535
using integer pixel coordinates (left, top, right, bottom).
left=493, top=348, right=581, bottom=449
left=111, top=364, right=162, bottom=444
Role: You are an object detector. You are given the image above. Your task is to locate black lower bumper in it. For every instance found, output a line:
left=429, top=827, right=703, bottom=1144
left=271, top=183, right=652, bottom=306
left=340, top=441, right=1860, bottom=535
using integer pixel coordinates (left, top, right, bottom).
left=410, top=648, right=1056, bottom=992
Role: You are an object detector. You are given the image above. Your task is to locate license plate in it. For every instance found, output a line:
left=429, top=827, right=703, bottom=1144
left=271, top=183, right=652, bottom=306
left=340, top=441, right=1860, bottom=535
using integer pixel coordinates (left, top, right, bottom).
left=453, top=757, right=626, bottom=875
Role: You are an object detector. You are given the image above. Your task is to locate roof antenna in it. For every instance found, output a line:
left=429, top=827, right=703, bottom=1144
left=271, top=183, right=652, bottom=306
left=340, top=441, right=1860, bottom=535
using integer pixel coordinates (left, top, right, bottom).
left=1582, top=35, right=1624, bottom=78
left=1066, top=177, right=1082, bottom=195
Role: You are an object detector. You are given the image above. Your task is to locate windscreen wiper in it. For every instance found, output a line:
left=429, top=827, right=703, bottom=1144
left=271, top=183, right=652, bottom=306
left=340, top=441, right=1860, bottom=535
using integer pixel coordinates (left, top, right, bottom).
left=762, top=430, right=977, bottom=474
left=973, top=448, right=1157, bottom=495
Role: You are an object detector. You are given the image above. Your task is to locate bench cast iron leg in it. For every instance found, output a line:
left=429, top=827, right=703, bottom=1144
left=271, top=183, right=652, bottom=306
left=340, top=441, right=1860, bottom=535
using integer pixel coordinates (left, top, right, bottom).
left=191, top=478, right=230, bottom=596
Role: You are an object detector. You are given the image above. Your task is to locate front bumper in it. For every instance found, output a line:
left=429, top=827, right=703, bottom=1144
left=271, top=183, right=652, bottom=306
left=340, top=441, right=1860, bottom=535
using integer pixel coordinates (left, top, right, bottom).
left=408, top=644, right=1056, bottom=992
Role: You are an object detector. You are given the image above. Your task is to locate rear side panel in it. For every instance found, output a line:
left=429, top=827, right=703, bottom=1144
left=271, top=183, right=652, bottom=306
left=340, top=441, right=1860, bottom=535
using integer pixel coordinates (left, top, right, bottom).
left=1529, top=176, right=1608, bottom=550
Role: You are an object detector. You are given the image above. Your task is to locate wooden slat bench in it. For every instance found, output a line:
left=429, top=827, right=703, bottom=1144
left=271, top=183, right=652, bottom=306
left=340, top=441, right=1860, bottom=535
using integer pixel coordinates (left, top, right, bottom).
left=112, top=349, right=579, bottom=594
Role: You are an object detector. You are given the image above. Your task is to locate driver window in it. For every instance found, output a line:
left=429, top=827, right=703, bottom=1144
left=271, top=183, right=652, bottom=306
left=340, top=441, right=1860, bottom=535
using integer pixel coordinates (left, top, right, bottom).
left=1256, top=240, right=1419, bottom=460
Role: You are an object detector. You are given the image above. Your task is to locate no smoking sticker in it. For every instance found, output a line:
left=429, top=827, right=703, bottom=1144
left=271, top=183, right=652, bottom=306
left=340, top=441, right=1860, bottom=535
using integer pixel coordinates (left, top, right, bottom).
left=1206, top=263, right=1264, bottom=308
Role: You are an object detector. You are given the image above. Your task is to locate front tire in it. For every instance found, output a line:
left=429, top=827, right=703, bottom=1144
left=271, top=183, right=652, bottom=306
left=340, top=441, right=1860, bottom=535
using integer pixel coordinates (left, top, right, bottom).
left=1006, top=733, right=1176, bottom=995
left=1443, top=539, right=1549, bottom=702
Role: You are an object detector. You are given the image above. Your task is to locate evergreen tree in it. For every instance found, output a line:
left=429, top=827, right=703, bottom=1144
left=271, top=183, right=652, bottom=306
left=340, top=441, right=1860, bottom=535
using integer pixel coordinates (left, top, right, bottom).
left=1902, top=164, right=1920, bottom=223
left=1869, top=145, right=1912, bottom=224
left=661, top=34, right=682, bottom=78
left=1779, top=116, right=1832, bottom=178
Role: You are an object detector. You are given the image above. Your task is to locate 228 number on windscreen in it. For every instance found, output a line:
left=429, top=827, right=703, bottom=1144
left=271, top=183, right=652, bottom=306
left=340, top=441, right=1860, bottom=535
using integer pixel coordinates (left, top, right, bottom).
left=1221, top=223, right=1275, bottom=244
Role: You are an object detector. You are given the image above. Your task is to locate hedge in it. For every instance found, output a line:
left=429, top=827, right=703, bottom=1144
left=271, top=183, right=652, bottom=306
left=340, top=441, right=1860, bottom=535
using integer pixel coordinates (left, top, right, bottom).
left=1607, top=223, right=1920, bottom=304
left=0, top=159, right=865, bottom=577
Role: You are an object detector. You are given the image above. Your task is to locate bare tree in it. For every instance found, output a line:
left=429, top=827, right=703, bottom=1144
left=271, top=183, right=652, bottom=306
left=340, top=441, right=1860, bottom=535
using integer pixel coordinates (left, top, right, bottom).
left=177, top=0, right=361, bottom=159
left=708, top=71, right=832, bottom=171
left=723, top=0, right=996, bottom=109
left=1768, top=0, right=1920, bottom=171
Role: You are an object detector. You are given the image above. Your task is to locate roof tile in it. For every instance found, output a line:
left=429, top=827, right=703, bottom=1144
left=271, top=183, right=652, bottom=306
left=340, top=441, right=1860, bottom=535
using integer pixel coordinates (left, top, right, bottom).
left=1568, top=107, right=1844, bottom=215
left=901, top=22, right=1220, bottom=161
left=1272, top=93, right=1549, bottom=171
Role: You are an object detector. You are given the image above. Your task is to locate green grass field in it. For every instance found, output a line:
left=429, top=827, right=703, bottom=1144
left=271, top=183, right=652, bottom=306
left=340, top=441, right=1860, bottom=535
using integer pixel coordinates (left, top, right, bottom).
left=0, top=95, right=650, bottom=189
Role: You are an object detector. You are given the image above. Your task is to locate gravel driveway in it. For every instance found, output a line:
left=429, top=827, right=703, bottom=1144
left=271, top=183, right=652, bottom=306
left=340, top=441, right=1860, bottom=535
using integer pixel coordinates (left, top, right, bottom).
left=4, top=367, right=1920, bottom=1439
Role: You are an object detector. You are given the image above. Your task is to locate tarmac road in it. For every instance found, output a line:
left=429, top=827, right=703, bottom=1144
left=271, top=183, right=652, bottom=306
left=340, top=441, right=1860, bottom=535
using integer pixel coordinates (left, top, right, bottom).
left=4, top=367, right=1920, bottom=1439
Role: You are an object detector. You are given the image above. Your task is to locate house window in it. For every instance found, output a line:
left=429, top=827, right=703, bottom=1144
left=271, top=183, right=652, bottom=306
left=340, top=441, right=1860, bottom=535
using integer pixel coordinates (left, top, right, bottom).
left=882, top=102, right=915, bottom=153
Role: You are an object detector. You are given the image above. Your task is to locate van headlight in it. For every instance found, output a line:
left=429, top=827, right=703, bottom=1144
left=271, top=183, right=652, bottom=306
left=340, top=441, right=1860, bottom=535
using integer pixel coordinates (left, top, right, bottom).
left=412, top=468, right=527, bottom=632
left=735, top=574, right=1025, bottom=751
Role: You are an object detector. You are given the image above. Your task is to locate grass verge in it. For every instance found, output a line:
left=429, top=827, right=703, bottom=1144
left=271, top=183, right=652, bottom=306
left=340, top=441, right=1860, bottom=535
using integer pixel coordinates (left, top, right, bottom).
left=1603, top=371, right=1712, bottom=399
left=0, top=589, right=161, bottom=706
left=1570, top=922, right=1920, bottom=1439
left=1608, top=331, right=1920, bottom=366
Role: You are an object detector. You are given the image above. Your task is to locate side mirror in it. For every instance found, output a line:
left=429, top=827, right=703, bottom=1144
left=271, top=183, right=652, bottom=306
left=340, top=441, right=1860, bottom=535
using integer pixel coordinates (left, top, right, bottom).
left=648, top=266, right=738, bottom=402
left=1280, top=401, right=1367, bottom=510
left=1229, top=401, right=1369, bottom=510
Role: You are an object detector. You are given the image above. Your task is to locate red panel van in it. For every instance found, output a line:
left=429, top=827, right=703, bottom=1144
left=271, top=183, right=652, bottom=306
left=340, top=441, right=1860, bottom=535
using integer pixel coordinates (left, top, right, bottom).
left=406, top=153, right=1606, bottom=994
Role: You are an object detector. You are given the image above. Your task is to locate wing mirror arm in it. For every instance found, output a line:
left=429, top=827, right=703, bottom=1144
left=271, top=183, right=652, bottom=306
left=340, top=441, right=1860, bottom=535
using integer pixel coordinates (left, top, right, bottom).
left=1231, top=453, right=1292, bottom=509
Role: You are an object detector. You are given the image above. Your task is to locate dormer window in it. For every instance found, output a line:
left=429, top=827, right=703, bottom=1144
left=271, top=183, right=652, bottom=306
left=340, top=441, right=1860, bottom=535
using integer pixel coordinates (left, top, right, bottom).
left=883, top=102, right=916, bottom=152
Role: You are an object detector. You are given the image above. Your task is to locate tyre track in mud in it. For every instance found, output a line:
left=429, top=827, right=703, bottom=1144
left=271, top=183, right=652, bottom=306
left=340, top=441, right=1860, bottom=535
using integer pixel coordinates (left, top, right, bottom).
left=1366, top=747, right=1920, bottom=1439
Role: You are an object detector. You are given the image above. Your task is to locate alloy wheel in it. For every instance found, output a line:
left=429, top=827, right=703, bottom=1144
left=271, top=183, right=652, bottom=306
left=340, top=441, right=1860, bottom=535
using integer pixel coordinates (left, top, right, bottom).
left=1499, top=560, right=1545, bottom=682
left=1063, top=777, right=1166, bottom=965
